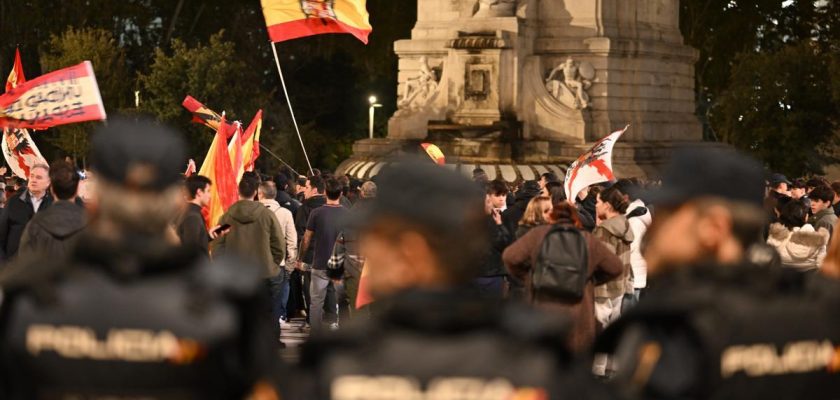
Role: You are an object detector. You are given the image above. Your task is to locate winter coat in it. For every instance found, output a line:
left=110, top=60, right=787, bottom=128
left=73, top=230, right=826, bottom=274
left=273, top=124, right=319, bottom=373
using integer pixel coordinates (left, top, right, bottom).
left=503, top=223, right=623, bottom=352
left=811, top=209, right=837, bottom=239
left=260, top=199, right=298, bottom=267
left=480, top=217, right=512, bottom=277
left=626, top=200, right=652, bottom=289
left=766, top=223, right=829, bottom=272
left=592, top=215, right=634, bottom=299
left=0, top=191, right=53, bottom=261
left=213, top=200, right=286, bottom=278
left=17, top=201, right=86, bottom=261
left=275, top=190, right=301, bottom=216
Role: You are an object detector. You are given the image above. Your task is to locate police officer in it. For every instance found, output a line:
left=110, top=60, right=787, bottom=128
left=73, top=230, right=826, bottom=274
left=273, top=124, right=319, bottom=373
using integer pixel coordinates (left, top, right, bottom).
left=595, top=148, right=840, bottom=399
left=0, top=119, right=278, bottom=399
left=283, top=159, right=610, bottom=400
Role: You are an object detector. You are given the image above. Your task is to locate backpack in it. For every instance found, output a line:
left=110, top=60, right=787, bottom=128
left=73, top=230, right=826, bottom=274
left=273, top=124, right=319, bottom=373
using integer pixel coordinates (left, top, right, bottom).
left=532, top=225, right=589, bottom=301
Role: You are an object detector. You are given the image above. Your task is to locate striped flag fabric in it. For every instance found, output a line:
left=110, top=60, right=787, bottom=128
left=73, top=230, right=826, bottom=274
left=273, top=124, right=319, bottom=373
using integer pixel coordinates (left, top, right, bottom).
left=182, top=95, right=237, bottom=137
left=241, top=110, right=263, bottom=172
left=5, top=48, right=25, bottom=93
left=261, top=0, right=372, bottom=44
left=198, top=115, right=239, bottom=229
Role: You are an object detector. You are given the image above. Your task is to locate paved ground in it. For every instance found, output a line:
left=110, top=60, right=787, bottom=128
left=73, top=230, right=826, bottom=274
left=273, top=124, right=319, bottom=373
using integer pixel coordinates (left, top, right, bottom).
left=279, top=318, right=309, bottom=363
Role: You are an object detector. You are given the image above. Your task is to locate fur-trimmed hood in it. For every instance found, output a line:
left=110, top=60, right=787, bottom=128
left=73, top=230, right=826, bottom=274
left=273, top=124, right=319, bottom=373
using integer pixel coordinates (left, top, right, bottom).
left=767, top=223, right=829, bottom=267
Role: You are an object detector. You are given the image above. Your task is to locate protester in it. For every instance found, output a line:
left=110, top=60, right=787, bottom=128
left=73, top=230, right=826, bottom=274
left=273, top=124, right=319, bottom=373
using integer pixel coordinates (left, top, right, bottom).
left=291, top=175, right=327, bottom=320
left=178, top=175, right=212, bottom=256
left=273, top=173, right=301, bottom=215
left=213, top=171, right=287, bottom=339
left=16, top=160, right=85, bottom=261
left=592, top=186, right=633, bottom=328
left=476, top=187, right=513, bottom=298
left=538, top=171, right=558, bottom=190
left=287, top=160, right=608, bottom=400
left=0, top=163, right=52, bottom=262
left=596, top=148, right=840, bottom=399
left=501, top=180, right=540, bottom=234
left=486, top=179, right=508, bottom=213
left=516, top=195, right=552, bottom=238
left=768, top=173, right=792, bottom=198
left=327, top=180, right=376, bottom=317
left=259, top=181, right=298, bottom=324
left=299, top=178, right=347, bottom=331
left=0, top=119, right=278, bottom=399
left=790, top=178, right=808, bottom=200
left=808, top=184, right=837, bottom=237
left=504, top=202, right=623, bottom=352
left=613, top=179, right=651, bottom=301
left=767, top=200, right=829, bottom=272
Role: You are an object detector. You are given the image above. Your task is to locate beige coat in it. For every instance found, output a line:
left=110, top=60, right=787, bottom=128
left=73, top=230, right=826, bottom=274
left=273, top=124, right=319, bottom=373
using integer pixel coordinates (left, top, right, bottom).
left=260, top=199, right=298, bottom=268
left=592, top=215, right=634, bottom=298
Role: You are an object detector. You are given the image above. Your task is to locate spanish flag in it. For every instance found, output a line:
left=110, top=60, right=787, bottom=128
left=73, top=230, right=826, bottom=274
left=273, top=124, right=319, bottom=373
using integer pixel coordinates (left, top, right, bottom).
left=198, top=115, right=239, bottom=229
left=241, top=110, right=263, bottom=173
left=261, top=0, right=372, bottom=44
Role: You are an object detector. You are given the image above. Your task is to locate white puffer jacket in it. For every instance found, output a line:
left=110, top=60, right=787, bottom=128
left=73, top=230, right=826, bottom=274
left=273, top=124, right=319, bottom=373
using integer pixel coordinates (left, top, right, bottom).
left=766, top=223, right=829, bottom=272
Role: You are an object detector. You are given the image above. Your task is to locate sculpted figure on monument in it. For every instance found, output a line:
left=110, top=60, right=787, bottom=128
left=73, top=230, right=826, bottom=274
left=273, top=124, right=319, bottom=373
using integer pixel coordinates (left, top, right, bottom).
left=545, top=57, right=594, bottom=109
left=473, top=0, right=516, bottom=18
left=398, top=56, right=439, bottom=108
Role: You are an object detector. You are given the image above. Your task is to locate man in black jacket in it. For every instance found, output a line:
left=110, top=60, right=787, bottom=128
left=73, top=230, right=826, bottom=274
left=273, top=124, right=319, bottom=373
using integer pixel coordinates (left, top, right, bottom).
left=289, top=175, right=327, bottom=320
left=0, top=163, right=52, bottom=262
left=501, top=180, right=540, bottom=235
left=178, top=175, right=212, bottom=256
left=17, top=160, right=85, bottom=261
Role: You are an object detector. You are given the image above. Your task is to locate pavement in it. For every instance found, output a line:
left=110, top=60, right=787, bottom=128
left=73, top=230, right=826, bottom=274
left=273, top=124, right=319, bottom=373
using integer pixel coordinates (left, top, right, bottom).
left=279, top=318, right=309, bottom=363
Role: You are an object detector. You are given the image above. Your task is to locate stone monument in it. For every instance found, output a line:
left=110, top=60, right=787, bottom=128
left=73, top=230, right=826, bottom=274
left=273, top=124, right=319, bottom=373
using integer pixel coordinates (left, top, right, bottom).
left=338, top=0, right=710, bottom=182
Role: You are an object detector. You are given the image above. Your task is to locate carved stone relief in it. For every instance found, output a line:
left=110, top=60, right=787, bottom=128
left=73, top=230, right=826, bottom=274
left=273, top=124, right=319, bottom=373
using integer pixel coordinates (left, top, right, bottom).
left=544, top=57, right=595, bottom=110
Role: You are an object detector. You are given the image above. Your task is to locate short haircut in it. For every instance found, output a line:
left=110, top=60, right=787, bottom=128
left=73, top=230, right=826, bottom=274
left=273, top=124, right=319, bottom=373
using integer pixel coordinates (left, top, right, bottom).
left=806, top=178, right=829, bottom=190
left=810, top=185, right=835, bottom=203
left=545, top=181, right=562, bottom=194
left=185, top=175, right=212, bottom=200
left=325, top=178, right=343, bottom=201
left=259, top=181, right=278, bottom=199
left=486, top=179, right=509, bottom=196
left=791, top=179, right=807, bottom=190
left=613, top=178, right=640, bottom=201
left=296, top=177, right=307, bottom=187
left=541, top=172, right=558, bottom=183
left=30, top=163, right=49, bottom=176
left=308, top=175, right=325, bottom=194
left=361, top=181, right=377, bottom=198
left=779, top=200, right=808, bottom=230
left=239, top=172, right=261, bottom=198
left=49, top=160, right=79, bottom=200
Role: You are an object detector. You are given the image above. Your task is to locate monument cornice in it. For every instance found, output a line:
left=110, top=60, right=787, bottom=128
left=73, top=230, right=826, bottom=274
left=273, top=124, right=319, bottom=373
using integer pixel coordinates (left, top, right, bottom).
left=535, top=38, right=699, bottom=62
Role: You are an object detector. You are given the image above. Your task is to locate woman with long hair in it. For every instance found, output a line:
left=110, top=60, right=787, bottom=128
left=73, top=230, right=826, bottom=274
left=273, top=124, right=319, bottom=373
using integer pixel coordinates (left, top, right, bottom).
left=516, top=196, right=553, bottom=238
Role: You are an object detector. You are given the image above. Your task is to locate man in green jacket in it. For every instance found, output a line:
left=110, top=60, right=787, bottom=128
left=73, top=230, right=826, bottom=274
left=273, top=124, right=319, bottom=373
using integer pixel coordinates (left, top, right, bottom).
left=213, top=172, right=286, bottom=338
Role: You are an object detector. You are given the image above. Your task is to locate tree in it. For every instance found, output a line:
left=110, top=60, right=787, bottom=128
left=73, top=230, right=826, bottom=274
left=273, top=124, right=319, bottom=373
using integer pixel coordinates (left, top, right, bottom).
left=138, top=31, right=272, bottom=161
left=39, top=27, right=131, bottom=162
left=710, top=43, right=839, bottom=176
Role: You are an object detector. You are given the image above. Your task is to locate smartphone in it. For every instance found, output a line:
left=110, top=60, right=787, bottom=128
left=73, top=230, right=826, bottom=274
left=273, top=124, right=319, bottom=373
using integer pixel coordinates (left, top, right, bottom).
left=211, top=224, right=231, bottom=236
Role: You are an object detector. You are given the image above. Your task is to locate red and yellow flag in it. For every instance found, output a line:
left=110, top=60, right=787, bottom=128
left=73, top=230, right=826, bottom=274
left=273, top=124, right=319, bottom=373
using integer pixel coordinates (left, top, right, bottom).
left=5, top=48, right=25, bottom=93
left=421, top=143, right=445, bottom=166
left=242, top=110, right=263, bottom=173
left=228, top=123, right=245, bottom=183
left=261, top=0, right=372, bottom=44
left=182, top=95, right=237, bottom=137
left=198, top=115, right=239, bottom=229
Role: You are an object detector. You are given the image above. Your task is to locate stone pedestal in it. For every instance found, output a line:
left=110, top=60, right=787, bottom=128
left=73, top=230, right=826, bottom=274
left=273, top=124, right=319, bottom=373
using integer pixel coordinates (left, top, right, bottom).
left=339, top=0, right=707, bottom=182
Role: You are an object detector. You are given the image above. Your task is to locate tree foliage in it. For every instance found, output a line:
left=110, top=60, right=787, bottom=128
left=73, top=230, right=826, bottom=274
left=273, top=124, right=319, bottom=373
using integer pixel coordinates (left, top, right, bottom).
left=39, top=27, right=131, bottom=162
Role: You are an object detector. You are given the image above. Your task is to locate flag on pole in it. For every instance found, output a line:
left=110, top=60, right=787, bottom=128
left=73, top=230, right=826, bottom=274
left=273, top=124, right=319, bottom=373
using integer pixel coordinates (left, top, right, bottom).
left=2, top=49, right=47, bottom=179
left=242, top=110, right=263, bottom=172
left=228, top=122, right=245, bottom=182
left=0, top=61, right=107, bottom=130
left=198, top=115, right=239, bottom=229
left=261, top=0, right=372, bottom=44
left=421, top=143, right=445, bottom=165
left=182, top=95, right=237, bottom=137
left=563, top=126, right=629, bottom=202
left=5, top=48, right=25, bottom=93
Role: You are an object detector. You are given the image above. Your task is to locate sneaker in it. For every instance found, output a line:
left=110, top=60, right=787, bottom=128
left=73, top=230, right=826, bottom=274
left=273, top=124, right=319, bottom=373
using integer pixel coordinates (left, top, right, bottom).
left=328, top=322, right=339, bottom=331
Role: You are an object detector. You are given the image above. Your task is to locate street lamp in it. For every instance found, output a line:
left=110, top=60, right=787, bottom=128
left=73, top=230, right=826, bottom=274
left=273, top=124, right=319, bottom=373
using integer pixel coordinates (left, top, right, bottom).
left=368, top=95, right=382, bottom=139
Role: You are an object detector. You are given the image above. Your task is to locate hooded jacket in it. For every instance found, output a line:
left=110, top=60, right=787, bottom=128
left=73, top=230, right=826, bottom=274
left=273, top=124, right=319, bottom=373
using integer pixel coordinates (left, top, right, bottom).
left=213, top=200, right=286, bottom=278
left=17, top=201, right=86, bottom=261
left=592, top=214, right=634, bottom=298
left=766, top=223, right=829, bottom=272
left=260, top=199, right=297, bottom=267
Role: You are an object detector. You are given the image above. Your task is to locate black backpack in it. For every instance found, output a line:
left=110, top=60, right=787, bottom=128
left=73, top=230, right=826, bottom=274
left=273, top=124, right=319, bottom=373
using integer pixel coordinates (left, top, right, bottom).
left=532, top=225, right=589, bottom=301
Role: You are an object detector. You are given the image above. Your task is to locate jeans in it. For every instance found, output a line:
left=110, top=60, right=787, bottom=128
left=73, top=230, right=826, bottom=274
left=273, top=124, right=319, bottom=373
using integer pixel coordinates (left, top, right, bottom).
left=265, top=271, right=287, bottom=338
left=309, top=269, right=338, bottom=331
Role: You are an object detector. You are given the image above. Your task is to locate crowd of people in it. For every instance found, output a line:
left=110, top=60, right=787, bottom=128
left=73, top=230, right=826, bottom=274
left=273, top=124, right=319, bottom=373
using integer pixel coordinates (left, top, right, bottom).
left=0, top=118, right=838, bottom=399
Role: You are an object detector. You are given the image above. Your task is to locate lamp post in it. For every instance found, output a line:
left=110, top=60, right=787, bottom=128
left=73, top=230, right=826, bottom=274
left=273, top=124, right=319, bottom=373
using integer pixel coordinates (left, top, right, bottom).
left=368, top=95, right=382, bottom=139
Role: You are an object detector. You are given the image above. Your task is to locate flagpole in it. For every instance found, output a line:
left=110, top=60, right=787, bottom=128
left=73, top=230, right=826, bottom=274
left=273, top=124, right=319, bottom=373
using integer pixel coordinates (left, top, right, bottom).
left=270, top=42, right=314, bottom=176
left=259, top=143, right=302, bottom=177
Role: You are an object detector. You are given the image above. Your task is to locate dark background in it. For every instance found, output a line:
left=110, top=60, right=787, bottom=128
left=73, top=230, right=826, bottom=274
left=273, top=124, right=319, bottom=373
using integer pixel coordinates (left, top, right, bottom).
left=1, top=0, right=839, bottom=176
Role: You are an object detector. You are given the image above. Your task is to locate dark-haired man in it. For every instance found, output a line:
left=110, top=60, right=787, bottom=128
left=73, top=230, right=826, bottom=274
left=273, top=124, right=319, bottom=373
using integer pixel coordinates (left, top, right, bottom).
left=214, top=172, right=286, bottom=337
left=809, top=184, right=837, bottom=237
left=291, top=175, right=327, bottom=320
left=299, top=178, right=348, bottom=331
left=17, top=160, right=85, bottom=260
left=178, top=175, right=212, bottom=256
